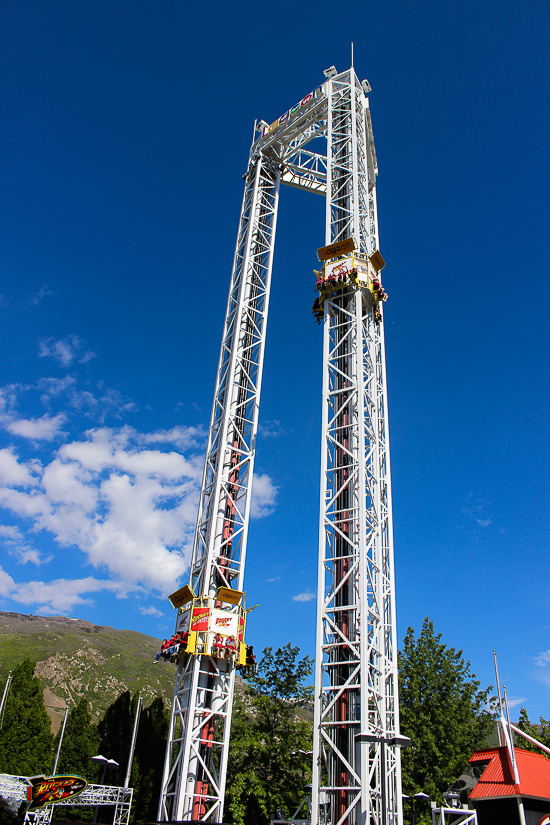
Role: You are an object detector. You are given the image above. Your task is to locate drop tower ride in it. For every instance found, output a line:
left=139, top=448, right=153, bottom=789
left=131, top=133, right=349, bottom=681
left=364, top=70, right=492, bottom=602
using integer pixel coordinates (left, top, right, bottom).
left=158, top=65, right=406, bottom=825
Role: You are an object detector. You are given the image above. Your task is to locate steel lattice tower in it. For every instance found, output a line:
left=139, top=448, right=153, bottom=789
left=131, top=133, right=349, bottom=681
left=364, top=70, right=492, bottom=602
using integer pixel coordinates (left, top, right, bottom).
left=158, top=66, right=406, bottom=825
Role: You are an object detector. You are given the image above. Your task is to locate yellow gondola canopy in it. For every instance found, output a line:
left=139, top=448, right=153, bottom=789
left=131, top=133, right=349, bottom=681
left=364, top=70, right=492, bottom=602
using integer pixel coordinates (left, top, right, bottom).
left=216, top=587, right=243, bottom=606
left=168, top=584, right=196, bottom=609
left=368, top=250, right=386, bottom=273
left=317, top=237, right=356, bottom=262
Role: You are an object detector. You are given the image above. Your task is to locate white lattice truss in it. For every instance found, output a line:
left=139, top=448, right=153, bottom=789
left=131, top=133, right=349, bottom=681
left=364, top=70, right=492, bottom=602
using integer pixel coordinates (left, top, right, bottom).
left=0, top=775, right=132, bottom=825
left=432, top=808, right=478, bottom=825
left=159, top=67, right=404, bottom=825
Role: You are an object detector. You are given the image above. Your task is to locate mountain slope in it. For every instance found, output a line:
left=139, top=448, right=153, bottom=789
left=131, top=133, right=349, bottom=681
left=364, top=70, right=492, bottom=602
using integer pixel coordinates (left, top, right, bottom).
left=0, top=612, right=176, bottom=729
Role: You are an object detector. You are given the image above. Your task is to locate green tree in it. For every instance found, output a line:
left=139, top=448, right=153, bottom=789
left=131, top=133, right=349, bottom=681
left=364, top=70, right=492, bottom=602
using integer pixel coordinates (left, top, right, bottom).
left=53, top=698, right=99, bottom=778
left=226, top=644, right=314, bottom=825
left=516, top=707, right=550, bottom=755
left=398, top=618, right=494, bottom=808
left=95, top=691, right=169, bottom=824
left=51, top=699, right=99, bottom=823
left=97, top=690, right=138, bottom=785
left=0, top=659, right=53, bottom=776
left=130, top=697, right=169, bottom=824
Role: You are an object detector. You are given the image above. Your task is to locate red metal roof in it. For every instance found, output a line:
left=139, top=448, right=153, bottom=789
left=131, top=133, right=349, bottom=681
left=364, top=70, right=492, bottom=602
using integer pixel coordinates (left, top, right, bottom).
left=469, top=747, right=550, bottom=800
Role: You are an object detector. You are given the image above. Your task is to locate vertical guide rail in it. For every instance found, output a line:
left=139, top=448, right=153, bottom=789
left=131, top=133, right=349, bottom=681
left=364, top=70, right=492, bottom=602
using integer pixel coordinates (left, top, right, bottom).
left=312, top=68, right=403, bottom=825
left=158, top=150, right=280, bottom=823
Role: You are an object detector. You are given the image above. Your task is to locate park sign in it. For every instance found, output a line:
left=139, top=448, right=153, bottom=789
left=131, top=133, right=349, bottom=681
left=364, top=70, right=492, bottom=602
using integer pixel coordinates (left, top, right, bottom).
left=261, top=83, right=326, bottom=140
left=27, top=775, right=87, bottom=810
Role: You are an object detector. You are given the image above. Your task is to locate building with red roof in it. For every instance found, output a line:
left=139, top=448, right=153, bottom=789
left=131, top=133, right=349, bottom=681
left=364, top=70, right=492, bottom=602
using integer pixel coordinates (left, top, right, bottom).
left=468, top=746, right=550, bottom=824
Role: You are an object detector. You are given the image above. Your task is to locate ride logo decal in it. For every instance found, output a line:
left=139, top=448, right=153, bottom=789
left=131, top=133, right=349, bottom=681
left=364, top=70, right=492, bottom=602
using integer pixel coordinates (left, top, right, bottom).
left=191, top=607, right=210, bottom=631
left=27, top=775, right=87, bottom=810
left=209, top=608, right=238, bottom=637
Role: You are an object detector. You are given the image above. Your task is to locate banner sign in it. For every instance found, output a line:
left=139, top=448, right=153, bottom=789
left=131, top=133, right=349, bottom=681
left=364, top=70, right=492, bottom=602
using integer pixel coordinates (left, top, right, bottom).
left=209, top=609, right=238, bottom=637
left=27, top=775, right=87, bottom=810
left=262, top=84, right=326, bottom=139
left=191, top=607, right=210, bottom=632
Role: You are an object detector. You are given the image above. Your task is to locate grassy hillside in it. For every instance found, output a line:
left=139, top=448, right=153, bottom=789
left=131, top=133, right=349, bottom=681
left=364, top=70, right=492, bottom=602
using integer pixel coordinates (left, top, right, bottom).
left=0, top=612, right=176, bottom=728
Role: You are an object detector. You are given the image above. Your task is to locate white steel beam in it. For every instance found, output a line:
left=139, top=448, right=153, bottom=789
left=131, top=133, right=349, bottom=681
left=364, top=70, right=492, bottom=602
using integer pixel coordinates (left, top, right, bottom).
left=158, top=151, right=280, bottom=823
left=159, top=64, right=404, bottom=825
left=281, top=149, right=327, bottom=194
left=311, top=68, right=403, bottom=825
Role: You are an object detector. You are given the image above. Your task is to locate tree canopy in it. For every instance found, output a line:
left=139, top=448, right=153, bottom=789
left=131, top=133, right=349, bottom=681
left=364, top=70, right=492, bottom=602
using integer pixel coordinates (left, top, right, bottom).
left=516, top=707, right=550, bottom=755
left=226, top=644, right=314, bottom=825
left=54, top=697, right=100, bottom=778
left=398, top=618, right=495, bottom=804
left=0, top=659, right=53, bottom=777
left=129, top=696, right=169, bottom=824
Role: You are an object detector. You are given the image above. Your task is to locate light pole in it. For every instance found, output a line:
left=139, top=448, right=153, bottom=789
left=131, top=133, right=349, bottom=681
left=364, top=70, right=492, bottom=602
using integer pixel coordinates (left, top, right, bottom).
left=411, top=792, right=430, bottom=825
left=91, top=754, right=119, bottom=823
left=290, top=750, right=313, bottom=786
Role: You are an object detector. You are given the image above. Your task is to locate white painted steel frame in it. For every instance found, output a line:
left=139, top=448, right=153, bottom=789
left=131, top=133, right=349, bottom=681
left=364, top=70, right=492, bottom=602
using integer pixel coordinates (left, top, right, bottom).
left=158, top=152, right=281, bottom=823
left=159, top=65, right=403, bottom=825
left=432, top=809, right=478, bottom=825
left=311, top=70, right=403, bottom=825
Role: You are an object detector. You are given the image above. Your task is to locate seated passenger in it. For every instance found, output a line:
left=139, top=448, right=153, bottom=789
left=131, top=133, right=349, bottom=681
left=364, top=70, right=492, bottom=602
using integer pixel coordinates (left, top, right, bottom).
left=225, top=635, right=238, bottom=659
left=164, top=635, right=180, bottom=659
left=212, top=633, right=225, bottom=657
left=243, top=644, right=257, bottom=677
left=153, top=639, right=168, bottom=664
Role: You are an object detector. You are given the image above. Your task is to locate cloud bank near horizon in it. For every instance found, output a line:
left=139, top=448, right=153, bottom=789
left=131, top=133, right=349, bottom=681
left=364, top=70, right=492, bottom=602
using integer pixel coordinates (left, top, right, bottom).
left=0, top=367, right=279, bottom=615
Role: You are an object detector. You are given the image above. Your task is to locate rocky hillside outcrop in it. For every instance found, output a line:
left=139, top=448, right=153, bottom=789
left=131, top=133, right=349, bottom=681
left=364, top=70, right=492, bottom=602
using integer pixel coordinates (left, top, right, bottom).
left=0, top=612, right=176, bottom=729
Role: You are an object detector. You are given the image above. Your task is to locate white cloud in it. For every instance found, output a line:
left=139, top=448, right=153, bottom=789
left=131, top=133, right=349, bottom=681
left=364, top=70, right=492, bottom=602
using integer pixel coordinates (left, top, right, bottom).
left=38, top=375, right=77, bottom=405
left=0, top=427, right=204, bottom=599
left=142, top=426, right=205, bottom=451
left=6, top=413, right=67, bottom=441
left=0, top=568, right=132, bottom=613
left=0, top=365, right=276, bottom=613
left=38, top=377, right=135, bottom=422
left=475, top=518, right=492, bottom=528
left=266, top=576, right=281, bottom=583
left=0, top=449, right=40, bottom=487
left=30, top=286, right=52, bottom=306
left=138, top=605, right=163, bottom=617
left=258, top=419, right=286, bottom=439
left=0, top=524, right=50, bottom=566
left=1, top=379, right=136, bottom=431
left=293, top=591, right=316, bottom=602
left=250, top=472, right=278, bottom=519
left=506, top=696, right=527, bottom=709
left=534, top=650, right=550, bottom=667
left=0, top=384, right=29, bottom=418
left=39, top=335, right=96, bottom=367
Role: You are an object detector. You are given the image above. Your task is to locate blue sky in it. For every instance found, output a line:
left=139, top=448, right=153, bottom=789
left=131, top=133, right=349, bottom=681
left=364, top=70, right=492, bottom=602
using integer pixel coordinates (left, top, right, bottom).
left=1, top=0, right=549, bottom=719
